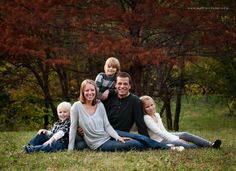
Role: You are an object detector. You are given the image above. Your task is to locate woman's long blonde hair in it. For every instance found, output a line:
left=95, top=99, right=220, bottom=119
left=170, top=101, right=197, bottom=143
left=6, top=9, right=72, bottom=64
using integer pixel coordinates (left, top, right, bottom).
left=79, top=79, right=98, bottom=106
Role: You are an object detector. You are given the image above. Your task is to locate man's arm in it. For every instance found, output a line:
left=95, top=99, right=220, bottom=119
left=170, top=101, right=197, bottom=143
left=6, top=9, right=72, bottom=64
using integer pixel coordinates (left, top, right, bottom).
left=133, top=96, right=150, bottom=137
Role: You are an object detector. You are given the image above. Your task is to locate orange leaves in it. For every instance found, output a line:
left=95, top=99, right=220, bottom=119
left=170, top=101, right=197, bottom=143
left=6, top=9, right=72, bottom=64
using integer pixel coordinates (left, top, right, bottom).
left=138, top=48, right=172, bottom=66
left=46, top=57, right=71, bottom=67
left=0, top=0, right=73, bottom=67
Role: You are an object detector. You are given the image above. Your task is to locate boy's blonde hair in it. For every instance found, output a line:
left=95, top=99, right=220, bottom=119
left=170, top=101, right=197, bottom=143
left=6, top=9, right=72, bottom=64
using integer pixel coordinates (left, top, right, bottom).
left=57, top=102, right=71, bottom=113
left=104, top=57, right=120, bottom=72
left=139, top=95, right=156, bottom=114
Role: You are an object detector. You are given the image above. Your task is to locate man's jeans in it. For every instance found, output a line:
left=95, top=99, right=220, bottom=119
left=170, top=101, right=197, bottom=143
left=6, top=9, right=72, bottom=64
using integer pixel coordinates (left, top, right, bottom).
left=97, top=138, right=145, bottom=151
left=27, top=133, right=67, bottom=153
left=75, top=130, right=169, bottom=150
left=116, top=130, right=169, bottom=150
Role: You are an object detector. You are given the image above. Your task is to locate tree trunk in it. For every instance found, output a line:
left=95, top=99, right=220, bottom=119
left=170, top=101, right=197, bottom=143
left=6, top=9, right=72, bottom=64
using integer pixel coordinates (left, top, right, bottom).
left=156, top=62, right=173, bottom=130
left=174, top=59, right=185, bottom=131
left=159, top=104, right=165, bottom=117
left=27, top=61, right=57, bottom=121
left=165, top=99, right=173, bottom=130
left=56, top=68, right=70, bottom=101
left=174, top=92, right=181, bottom=131
left=129, top=58, right=143, bottom=96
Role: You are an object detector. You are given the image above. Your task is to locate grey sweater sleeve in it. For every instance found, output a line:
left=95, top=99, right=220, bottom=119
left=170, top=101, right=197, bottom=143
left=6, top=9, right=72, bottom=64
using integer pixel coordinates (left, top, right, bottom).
left=100, top=103, right=120, bottom=140
left=68, top=102, right=79, bottom=150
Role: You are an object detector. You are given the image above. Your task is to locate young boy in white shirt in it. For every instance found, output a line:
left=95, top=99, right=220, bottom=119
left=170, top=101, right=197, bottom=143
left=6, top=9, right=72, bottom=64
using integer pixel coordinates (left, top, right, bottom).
left=24, top=102, right=71, bottom=153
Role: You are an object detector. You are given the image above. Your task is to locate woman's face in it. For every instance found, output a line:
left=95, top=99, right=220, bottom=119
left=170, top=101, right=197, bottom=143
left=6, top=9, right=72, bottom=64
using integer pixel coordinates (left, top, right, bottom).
left=83, top=83, right=96, bottom=102
left=143, top=99, right=156, bottom=115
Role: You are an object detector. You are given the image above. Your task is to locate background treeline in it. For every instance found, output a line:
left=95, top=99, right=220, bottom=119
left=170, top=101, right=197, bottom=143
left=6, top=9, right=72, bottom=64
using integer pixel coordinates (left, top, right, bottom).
left=0, top=0, right=235, bottom=131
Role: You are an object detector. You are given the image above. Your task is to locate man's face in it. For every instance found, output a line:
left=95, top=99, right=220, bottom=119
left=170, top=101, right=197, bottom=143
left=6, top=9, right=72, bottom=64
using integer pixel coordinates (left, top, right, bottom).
left=115, top=76, right=131, bottom=98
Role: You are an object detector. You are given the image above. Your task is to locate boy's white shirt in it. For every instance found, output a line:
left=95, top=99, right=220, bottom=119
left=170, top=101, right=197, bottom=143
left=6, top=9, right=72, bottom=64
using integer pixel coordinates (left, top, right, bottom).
left=47, top=130, right=65, bottom=141
left=144, top=113, right=179, bottom=142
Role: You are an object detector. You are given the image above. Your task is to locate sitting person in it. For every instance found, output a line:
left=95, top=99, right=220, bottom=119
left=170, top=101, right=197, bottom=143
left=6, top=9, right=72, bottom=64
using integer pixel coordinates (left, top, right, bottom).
left=140, top=95, right=222, bottom=149
left=104, top=72, right=149, bottom=136
left=69, top=79, right=183, bottom=152
left=68, top=79, right=145, bottom=151
left=95, top=57, right=120, bottom=101
left=23, top=102, right=71, bottom=153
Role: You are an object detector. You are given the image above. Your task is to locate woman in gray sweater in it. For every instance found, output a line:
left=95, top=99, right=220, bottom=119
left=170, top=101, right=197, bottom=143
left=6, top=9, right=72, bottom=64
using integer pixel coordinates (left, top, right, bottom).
left=68, top=79, right=144, bottom=151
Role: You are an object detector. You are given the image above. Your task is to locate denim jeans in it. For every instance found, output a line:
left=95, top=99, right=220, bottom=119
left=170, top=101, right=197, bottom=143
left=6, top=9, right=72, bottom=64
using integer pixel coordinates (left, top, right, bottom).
left=74, top=134, right=88, bottom=150
left=74, top=130, right=169, bottom=151
left=115, top=130, right=169, bottom=150
left=171, top=132, right=212, bottom=148
left=27, top=133, right=67, bottom=153
left=161, top=139, right=198, bottom=149
left=97, top=138, right=145, bottom=151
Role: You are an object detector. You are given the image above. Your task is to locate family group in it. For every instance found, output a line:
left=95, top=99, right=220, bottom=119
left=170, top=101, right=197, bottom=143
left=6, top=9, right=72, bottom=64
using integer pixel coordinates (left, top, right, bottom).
left=23, top=57, right=222, bottom=153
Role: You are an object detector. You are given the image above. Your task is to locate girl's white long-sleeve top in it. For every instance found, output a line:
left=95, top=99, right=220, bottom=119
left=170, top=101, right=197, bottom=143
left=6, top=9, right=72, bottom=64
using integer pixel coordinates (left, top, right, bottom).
left=68, top=101, right=120, bottom=150
left=144, top=113, right=179, bottom=142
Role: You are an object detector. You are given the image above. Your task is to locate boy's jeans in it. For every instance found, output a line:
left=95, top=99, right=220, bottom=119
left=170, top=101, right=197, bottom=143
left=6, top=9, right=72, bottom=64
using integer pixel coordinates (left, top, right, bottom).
left=27, top=133, right=67, bottom=153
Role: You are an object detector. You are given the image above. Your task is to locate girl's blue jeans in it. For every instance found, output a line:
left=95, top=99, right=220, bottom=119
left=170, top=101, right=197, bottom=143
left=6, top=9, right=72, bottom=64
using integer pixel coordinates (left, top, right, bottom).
left=164, top=132, right=212, bottom=148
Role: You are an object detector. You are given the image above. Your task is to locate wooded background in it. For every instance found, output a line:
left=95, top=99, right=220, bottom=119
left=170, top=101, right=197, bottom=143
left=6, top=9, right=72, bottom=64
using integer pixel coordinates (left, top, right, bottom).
left=0, top=0, right=235, bottom=131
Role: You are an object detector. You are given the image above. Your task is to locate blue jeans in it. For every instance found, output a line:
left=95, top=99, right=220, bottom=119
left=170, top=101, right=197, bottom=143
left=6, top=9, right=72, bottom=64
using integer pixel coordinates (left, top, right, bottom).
left=171, top=132, right=212, bottom=148
left=74, top=130, right=169, bottom=151
left=26, top=133, right=67, bottom=153
left=97, top=138, right=145, bottom=152
left=116, top=130, right=169, bottom=150
left=74, top=134, right=88, bottom=150
left=162, top=139, right=198, bottom=149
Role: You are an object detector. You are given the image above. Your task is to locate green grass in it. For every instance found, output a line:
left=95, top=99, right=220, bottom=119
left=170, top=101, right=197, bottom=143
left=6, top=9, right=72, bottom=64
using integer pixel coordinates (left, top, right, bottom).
left=1, top=96, right=236, bottom=171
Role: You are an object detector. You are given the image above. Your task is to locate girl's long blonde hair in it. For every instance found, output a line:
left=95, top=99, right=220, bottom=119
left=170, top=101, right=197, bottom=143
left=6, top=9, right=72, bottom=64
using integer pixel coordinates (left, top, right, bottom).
left=139, top=95, right=156, bottom=115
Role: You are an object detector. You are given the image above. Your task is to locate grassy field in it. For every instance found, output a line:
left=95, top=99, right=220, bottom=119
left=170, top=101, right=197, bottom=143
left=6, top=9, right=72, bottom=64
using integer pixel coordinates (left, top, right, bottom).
left=0, top=96, right=236, bottom=170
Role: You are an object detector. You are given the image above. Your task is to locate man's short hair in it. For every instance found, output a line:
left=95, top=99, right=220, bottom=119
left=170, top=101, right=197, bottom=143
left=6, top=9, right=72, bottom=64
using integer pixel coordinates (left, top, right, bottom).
left=116, top=72, right=132, bottom=84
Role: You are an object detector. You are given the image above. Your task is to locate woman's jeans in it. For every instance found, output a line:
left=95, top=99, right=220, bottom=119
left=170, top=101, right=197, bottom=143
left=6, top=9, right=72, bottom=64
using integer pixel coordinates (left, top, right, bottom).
left=75, top=130, right=169, bottom=151
left=168, top=132, right=212, bottom=148
left=27, top=133, right=68, bottom=153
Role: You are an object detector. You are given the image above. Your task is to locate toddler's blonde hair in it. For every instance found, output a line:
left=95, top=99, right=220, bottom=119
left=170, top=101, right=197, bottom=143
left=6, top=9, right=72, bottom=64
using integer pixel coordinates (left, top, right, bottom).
left=57, top=102, right=71, bottom=113
left=104, top=57, right=120, bottom=73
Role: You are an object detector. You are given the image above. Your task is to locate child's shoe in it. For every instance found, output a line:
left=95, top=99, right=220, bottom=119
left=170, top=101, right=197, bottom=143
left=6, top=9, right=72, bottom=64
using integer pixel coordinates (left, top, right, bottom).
left=212, top=139, right=222, bottom=149
left=171, top=146, right=185, bottom=152
left=23, top=145, right=34, bottom=153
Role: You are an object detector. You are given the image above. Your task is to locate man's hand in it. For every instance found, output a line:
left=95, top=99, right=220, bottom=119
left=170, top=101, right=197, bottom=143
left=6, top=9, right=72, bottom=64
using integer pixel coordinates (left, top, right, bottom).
left=77, top=127, right=84, bottom=136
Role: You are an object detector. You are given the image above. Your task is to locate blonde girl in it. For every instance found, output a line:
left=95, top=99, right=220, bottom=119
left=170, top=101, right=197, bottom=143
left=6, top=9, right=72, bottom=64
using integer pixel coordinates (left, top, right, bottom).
left=140, top=95, right=221, bottom=149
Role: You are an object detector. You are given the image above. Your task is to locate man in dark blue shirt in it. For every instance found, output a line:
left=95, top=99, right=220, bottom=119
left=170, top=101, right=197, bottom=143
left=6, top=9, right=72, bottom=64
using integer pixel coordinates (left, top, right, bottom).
left=104, top=72, right=149, bottom=137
